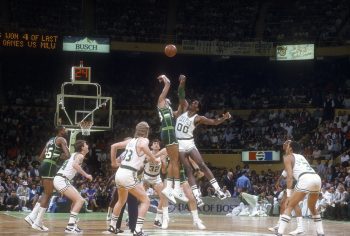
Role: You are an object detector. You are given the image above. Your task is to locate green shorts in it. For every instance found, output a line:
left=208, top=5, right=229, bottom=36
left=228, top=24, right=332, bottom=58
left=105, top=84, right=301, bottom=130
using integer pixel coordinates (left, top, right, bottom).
left=160, top=127, right=178, bottom=146
left=39, top=160, right=59, bottom=178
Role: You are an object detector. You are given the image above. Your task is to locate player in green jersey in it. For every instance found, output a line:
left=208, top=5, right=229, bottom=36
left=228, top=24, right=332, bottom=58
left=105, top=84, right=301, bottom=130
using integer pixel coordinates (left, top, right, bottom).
left=25, top=126, right=70, bottom=231
left=157, top=74, right=189, bottom=203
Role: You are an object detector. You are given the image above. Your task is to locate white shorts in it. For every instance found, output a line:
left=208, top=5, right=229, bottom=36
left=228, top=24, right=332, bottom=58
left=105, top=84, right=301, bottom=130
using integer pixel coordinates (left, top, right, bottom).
left=295, top=173, right=321, bottom=194
left=115, top=166, right=139, bottom=189
left=53, top=175, right=72, bottom=193
left=178, top=139, right=196, bottom=153
left=143, top=173, right=162, bottom=186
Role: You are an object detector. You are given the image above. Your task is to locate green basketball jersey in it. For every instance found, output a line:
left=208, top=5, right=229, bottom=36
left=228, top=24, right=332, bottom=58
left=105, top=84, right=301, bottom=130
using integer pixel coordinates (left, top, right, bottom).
left=158, top=106, right=175, bottom=130
left=158, top=106, right=178, bottom=145
left=44, top=137, right=64, bottom=163
left=39, top=137, right=65, bottom=178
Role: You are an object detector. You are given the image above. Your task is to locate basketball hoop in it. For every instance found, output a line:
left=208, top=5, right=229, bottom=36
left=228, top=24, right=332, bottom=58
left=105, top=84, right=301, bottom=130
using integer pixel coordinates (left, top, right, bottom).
left=79, top=121, right=93, bottom=136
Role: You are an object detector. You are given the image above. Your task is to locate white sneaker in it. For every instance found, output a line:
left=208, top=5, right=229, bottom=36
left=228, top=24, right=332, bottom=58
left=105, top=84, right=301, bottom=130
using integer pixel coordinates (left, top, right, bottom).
left=161, top=188, right=176, bottom=204
left=214, top=189, right=227, bottom=200
left=268, top=225, right=278, bottom=233
left=195, top=196, right=205, bottom=207
left=161, top=215, right=169, bottom=229
left=289, top=228, right=304, bottom=235
left=65, top=223, right=83, bottom=234
left=194, top=219, right=206, bottom=230
left=172, top=188, right=189, bottom=202
left=24, top=215, right=34, bottom=226
left=32, top=222, right=49, bottom=231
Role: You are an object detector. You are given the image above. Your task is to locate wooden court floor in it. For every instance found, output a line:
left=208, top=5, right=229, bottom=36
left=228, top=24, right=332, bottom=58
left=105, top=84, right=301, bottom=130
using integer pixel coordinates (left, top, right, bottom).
left=0, top=211, right=349, bottom=235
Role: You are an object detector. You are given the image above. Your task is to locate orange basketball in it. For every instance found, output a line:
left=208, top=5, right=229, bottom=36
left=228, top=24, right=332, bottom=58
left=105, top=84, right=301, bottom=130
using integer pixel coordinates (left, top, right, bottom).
left=164, top=44, right=177, bottom=57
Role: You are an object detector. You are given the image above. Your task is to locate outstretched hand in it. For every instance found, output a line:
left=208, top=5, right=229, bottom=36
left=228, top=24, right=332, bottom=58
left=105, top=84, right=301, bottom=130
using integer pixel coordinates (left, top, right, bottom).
left=157, top=75, right=170, bottom=84
left=222, top=112, right=232, bottom=120
left=179, top=74, right=186, bottom=83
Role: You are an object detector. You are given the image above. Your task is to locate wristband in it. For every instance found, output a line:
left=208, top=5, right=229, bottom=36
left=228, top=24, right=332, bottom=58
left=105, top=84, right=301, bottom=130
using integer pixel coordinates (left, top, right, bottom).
left=178, top=86, right=185, bottom=99
left=286, top=189, right=293, bottom=197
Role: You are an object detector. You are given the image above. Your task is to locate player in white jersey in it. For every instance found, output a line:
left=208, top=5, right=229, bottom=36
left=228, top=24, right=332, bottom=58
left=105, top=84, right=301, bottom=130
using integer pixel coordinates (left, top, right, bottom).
left=106, top=121, right=160, bottom=236
left=142, top=139, right=170, bottom=229
left=175, top=99, right=231, bottom=207
left=269, top=140, right=304, bottom=235
left=53, top=140, right=92, bottom=234
left=276, top=141, right=324, bottom=236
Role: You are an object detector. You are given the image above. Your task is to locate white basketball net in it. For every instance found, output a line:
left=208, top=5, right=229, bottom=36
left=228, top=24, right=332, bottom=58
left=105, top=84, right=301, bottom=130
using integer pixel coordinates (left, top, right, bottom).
left=79, top=121, right=93, bottom=136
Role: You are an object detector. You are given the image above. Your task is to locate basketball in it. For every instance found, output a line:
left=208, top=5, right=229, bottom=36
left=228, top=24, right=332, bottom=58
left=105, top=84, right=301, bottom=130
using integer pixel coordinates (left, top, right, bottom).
left=164, top=44, right=177, bottom=57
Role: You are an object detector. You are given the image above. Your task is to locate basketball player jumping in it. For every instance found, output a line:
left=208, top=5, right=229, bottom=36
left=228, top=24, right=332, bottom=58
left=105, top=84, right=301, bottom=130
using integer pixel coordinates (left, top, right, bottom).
left=157, top=74, right=189, bottom=204
left=53, top=140, right=92, bottom=234
left=25, top=126, right=70, bottom=231
left=175, top=100, right=231, bottom=207
left=106, top=121, right=160, bottom=236
left=276, top=141, right=325, bottom=236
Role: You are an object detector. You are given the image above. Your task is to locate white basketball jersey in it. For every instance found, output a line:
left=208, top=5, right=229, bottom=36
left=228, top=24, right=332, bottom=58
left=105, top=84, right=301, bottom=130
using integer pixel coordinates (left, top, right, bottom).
left=175, top=112, right=198, bottom=139
left=144, top=161, right=161, bottom=176
left=293, top=153, right=315, bottom=180
left=121, top=138, right=146, bottom=171
left=57, top=152, right=79, bottom=180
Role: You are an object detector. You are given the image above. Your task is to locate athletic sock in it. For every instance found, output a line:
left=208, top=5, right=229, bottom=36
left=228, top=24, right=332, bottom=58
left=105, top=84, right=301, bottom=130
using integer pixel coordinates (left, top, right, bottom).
left=166, top=178, right=173, bottom=189
left=162, top=206, right=169, bottom=218
left=174, top=179, right=180, bottom=191
left=135, top=217, right=145, bottom=232
left=277, top=214, right=291, bottom=234
left=34, top=207, right=47, bottom=225
left=107, top=207, right=112, bottom=218
left=191, top=209, right=200, bottom=222
left=312, top=214, right=324, bottom=234
left=68, top=211, right=78, bottom=224
left=28, top=202, right=41, bottom=220
left=296, top=216, right=303, bottom=230
left=209, top=178, right=220, bottom=191
left=110, top=214, right=119, bottom=228
left=155, top=209, right=163, bottom=221
left=191, top=185, right=200, bottom=197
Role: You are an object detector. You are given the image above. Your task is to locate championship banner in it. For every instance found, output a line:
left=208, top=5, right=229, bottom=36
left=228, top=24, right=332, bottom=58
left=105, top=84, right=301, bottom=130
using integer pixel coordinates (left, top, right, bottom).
left=241, top=151, right=280, bottom=162
left=276, top=44, right=314, bottom=60
left=182, top=40, right=273, bottom=56
left=149, top=196, right=240, bottom=215
left=63, top=36, right=110, bottom=53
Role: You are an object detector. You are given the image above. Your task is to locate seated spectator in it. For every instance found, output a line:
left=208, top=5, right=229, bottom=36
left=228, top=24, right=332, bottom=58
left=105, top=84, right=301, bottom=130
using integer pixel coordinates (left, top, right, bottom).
left=5, top=190, right=21, bottom=211
left=222, top=186, right=231, bottom=198
left=16, top=180, right=30, bottom=210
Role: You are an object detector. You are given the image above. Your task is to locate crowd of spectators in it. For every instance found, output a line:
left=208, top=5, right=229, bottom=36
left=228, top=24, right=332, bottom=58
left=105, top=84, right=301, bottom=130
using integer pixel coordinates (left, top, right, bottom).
left=263, top=0, right=350, bottom=44
left=4, top=0, right=350, bottom=45
left=95, top=0, right=167, bottom=42
left=8, top=0, right=82, bottom=34
left=175, top=0, right=259, bottom=41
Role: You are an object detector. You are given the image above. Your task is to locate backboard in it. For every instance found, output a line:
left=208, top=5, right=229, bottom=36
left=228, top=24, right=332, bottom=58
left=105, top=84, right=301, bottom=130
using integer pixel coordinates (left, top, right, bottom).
left=55, top=82, right=113, bottom=132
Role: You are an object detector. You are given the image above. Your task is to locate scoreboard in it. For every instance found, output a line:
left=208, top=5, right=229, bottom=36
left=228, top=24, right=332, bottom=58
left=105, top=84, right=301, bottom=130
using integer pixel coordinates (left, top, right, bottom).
left=0, top=31, right=58, bottom=50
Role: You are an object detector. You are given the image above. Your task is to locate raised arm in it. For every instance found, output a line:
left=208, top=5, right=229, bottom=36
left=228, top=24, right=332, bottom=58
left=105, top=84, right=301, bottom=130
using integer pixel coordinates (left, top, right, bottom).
left=174, top=74, right=188, bottom=117
left=195, top=112, right=231, bottom=126
left=157, top=75, right=171, bottom=108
